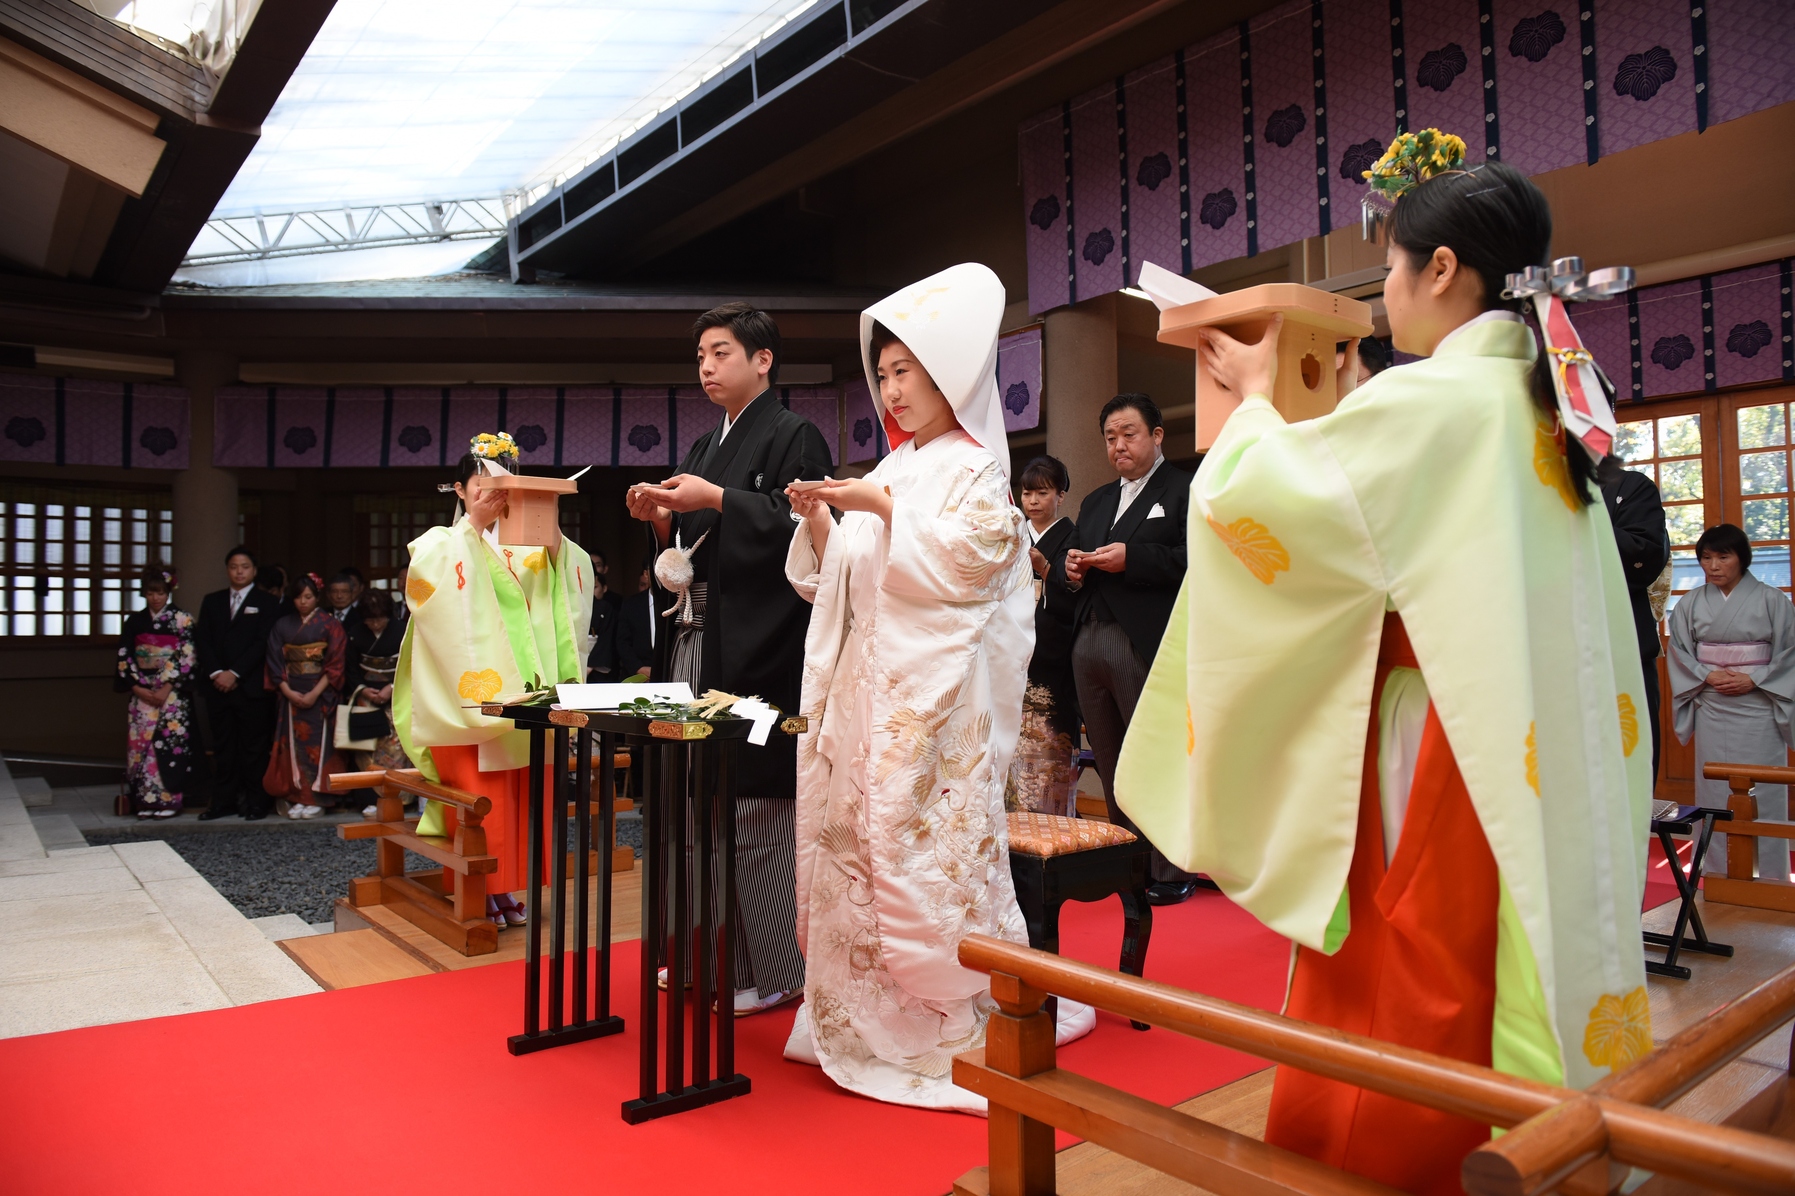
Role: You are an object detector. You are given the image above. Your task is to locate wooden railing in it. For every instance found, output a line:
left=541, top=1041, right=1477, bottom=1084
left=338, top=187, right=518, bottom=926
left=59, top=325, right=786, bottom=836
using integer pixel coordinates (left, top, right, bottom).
left=326, top=768, right=500, bottom=956
left=951, top=935, right=1795, bottom=1196
left=1701, top=762, right=1795, bottom=913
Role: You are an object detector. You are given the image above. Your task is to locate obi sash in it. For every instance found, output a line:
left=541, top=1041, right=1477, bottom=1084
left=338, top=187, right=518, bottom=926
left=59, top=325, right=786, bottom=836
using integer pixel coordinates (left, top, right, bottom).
left=284, top=641, right=327, bottom=676
left=358, top=653, right=399, bottom=685
left=1696, top=640, right=1772, bottom=668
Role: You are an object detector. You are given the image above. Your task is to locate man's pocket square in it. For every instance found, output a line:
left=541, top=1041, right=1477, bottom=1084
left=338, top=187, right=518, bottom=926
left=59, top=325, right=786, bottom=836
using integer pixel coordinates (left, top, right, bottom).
left=1146, top=503, right=1166, bottom=519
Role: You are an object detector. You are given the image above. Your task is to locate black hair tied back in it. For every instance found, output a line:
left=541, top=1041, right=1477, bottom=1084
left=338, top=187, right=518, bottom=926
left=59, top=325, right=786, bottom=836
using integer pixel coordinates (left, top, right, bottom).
left=1388, top=161, right=1609, bottom=505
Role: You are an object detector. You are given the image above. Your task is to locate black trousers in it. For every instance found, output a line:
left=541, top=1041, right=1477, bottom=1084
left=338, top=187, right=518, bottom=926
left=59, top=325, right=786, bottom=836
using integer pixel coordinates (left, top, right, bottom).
left=1071, top=612, right=1193, bottom=885
left=205, top=689, right=273, bottom=815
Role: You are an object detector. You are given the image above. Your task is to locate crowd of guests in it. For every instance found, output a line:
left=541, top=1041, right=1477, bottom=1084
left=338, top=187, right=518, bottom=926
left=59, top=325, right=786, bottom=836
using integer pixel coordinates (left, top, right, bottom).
left=114, top=544, right=664, bottom=821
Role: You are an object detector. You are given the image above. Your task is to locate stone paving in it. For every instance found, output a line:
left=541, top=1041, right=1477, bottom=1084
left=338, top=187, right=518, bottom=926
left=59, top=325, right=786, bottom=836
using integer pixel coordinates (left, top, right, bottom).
left=0, top=761, right=320, bottom=1040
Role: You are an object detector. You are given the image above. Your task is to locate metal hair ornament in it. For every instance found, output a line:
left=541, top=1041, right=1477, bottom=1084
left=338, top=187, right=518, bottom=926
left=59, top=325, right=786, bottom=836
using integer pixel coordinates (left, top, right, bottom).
left=1502, top=256, right=1637, bottom=463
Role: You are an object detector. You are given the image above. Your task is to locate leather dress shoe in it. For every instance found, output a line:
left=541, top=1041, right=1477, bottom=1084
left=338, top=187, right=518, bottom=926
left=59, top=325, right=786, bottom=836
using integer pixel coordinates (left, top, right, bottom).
left=197, top=807, right=236, bottom=821
left=1145, top=880, right=1201, bottom=906
left=241, top=807, right=270, bottom=822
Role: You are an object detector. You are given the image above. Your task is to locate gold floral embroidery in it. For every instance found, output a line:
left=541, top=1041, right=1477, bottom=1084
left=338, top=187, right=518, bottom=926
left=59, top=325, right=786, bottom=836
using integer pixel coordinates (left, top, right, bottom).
left=1582, top=985, right=1652, bottom=1070
left=1618, top=694, right=1639, bottom=758
left=1186, top=702, right=1195, bottom=756
left=456, top=669, right=504, bottom=702
left=522, top=550, right=548, bottom=572
left=1206, top=515, right=1290, bottom=585
left=406, top=575, right=436, bottom=607
left=1525, top=723, right=1539, bottom=797
left=1533, top=415, right=1580, bottom=510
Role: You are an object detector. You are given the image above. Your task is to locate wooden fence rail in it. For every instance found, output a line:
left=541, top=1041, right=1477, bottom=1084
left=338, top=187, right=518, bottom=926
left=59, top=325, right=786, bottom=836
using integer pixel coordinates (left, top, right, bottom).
left=952, top=934, right=1795, bottom=1196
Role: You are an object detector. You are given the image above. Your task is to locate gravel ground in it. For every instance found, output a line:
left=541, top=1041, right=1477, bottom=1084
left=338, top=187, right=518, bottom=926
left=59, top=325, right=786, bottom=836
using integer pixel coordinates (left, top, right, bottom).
left=86, top=815, right=644, bottom=925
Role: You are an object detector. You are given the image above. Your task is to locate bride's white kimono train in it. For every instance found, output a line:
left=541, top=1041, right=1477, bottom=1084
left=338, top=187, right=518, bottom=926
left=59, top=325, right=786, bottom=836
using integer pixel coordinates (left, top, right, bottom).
left=783, top=429, right=1093, bottom=1113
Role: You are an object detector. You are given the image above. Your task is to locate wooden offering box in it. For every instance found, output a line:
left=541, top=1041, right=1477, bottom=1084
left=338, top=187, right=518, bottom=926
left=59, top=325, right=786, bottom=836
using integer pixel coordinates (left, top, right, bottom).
left=1157, top=283, right=1375, bottom=451
left=486, top=473, right=577, bottom=546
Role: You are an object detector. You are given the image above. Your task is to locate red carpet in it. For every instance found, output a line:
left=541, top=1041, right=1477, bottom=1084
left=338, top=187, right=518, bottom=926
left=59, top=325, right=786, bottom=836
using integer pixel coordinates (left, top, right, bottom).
left=0, top=890, right=1289, bottom=1196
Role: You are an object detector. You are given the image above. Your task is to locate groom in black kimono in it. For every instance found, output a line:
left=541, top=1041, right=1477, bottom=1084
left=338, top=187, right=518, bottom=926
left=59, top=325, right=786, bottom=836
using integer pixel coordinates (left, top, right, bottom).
left=626, top=302, right=832, bottom=1015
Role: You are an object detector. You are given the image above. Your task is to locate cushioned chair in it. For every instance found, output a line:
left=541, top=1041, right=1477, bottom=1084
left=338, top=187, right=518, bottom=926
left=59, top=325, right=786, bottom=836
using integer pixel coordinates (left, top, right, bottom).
left=1006, top=811, right=1153, bottom=1030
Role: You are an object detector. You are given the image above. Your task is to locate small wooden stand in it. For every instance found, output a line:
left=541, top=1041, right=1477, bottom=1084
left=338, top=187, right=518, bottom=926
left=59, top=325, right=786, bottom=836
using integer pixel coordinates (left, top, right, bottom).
left=1699, top=762, right=1795, bottom=914
left=1156, top=283, right=1375, bottom=450
left=485, top=473, right=577, bottom=546
left=326, top=768, right=501, bottom=957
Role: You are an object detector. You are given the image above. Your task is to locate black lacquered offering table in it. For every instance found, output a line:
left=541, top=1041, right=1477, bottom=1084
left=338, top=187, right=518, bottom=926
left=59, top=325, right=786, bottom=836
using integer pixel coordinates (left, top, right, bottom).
left=488, top=700, right=803, bottom=1123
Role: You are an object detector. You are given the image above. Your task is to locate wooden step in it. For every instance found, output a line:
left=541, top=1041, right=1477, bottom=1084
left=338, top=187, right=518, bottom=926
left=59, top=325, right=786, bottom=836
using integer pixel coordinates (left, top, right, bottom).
left=278, top=928, right=440, bottom=990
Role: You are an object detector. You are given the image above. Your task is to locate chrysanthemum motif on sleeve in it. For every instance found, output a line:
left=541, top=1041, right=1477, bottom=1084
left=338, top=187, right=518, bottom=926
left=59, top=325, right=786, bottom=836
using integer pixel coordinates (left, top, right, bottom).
left=456, top=669, right=504, bottom=702
left=1525, top=723, right=1540, bottom=796
left=1205, top=516, right=1290, bottom=585
left=1617, top=694, right=1639, bottom=758
left=1582, top=986, right=1652, bottom=1070
left=406, top=575, right=436, bottom=607
left=1533, top=415, right=1580, bottom=511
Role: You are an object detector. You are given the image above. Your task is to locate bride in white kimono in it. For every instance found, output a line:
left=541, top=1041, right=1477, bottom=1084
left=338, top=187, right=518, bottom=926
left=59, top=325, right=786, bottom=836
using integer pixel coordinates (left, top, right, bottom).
left=1667, top=522, right=1795, bottom=879
left=781, top=263, right=1092, bottom=1113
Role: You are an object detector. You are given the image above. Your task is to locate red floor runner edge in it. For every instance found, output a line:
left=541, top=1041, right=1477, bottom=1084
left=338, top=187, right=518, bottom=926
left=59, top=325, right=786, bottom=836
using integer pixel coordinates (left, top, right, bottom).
left=0, top=891, right=1288, bottom=1196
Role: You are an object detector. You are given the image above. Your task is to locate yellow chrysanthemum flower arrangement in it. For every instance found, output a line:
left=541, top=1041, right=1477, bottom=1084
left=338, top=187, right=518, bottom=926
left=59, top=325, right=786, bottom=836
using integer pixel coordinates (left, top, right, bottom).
left=1363, top=129, right=1467, bottom=201
left=470, top=431, right=520, bottom=461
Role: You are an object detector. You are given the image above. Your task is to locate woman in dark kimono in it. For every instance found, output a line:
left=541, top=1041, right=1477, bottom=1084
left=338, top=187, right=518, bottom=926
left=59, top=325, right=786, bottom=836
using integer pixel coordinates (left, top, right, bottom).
left=115, top=570, right=196, bottom=818
left=266, top=572, right=347, bottom=819
left=1007, top=455, right=1083, bottom=814
left=343, top=587, right=412, bottom=816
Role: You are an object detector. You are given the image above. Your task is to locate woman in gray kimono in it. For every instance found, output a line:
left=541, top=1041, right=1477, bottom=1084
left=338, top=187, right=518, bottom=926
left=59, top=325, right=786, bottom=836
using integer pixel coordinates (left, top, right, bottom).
left=1668, top=523, right=1795, bottom=880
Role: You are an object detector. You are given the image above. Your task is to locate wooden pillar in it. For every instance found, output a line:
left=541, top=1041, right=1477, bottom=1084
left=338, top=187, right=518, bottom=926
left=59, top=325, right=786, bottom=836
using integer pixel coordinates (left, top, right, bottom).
left=172, top=351, right=239, bottom=599
left=1044, top=293, right=1119, bottom=503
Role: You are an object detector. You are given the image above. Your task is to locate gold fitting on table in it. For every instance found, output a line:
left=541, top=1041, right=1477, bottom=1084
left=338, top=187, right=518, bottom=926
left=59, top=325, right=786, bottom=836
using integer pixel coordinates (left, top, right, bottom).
left=547, top=709, right=590, bottom=727
left=649, top=720, right=713, bottom=740
left=780, top=716, right=809, bottom=735
left=480, top=704, right=505, bottom=716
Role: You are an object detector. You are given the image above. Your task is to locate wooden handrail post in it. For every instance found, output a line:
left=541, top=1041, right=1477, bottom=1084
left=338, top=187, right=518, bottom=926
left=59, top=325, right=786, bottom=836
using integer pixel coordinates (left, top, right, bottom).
left=1462, top=1095, right=1608, bottom=1196
left=986, top=969, right=1057, bottom=1196
left=1726, top=774, right=1758, bottom=881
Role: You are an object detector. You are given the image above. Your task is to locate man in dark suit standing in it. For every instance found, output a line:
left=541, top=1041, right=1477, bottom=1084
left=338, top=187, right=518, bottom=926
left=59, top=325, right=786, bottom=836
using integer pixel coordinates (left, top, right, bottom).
left=1603, top=468, right=1671, bottom=785
left=196, top=546, right=276, bottom=820
left=616, top=564, right=655, bottom=680
left=1052, top=393, right=1196, bottom=904
left=584, top=549, right=628, bottom=680
left=626, top=302, right=832, bottom=1015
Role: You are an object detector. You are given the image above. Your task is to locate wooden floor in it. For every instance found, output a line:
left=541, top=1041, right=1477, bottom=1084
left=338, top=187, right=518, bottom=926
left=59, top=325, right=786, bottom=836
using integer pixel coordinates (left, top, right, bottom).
left=279, top=866, right=643, bottom=989
left=1034, top=892, right=1795, bottom=1196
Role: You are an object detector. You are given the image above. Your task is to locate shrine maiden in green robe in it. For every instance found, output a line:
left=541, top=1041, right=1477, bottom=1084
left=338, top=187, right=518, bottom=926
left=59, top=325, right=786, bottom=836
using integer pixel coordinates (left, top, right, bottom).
left=1115, top=316, right=1653, bottom=1091
left=394, top=517, right=593, bottom=786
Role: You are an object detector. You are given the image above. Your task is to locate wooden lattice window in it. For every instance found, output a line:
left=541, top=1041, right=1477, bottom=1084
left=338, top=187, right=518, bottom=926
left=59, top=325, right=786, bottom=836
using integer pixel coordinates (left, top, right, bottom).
left=0, top=485, right=173, bottom=639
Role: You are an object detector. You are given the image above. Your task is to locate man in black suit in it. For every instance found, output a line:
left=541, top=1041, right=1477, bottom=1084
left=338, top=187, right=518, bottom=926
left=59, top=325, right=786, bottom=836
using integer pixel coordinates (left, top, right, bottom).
left=584, top=549, right=628, bottom=680
left=195, top=545, right=276, bottom=820
left=1051, top=393, right=1195, bottom=904
left=1603, top=468, right=1671, bottom=784
left=617, top=565, right=655, bottom=679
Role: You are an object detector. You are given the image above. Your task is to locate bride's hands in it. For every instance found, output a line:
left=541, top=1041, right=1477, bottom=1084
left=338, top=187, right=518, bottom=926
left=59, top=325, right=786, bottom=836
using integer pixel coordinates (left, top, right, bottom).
left=811, top=477, right=894, bottom=525
left=1197, top=312, right=1282, bottom=401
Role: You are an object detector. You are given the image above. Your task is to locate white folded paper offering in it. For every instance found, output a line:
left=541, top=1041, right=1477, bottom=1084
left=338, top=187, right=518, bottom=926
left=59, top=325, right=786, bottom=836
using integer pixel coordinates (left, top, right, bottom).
left=554, top=682, right=695, bottom=709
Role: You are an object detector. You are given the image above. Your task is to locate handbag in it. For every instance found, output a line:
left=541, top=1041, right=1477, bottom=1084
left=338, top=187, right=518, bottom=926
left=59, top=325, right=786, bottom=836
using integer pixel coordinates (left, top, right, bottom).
left=263, top=733, right=294, bottom=799
left=335, top=691, right=382, bottom=752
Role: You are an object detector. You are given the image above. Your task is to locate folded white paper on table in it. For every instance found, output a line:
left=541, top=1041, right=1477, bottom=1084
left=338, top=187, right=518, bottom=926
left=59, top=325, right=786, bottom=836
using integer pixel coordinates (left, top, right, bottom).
left=732, top=698, right=778, bottom=746
left=555, top=682, right=694, bottom=709
left=1137, top=260, right=1219, bottom=311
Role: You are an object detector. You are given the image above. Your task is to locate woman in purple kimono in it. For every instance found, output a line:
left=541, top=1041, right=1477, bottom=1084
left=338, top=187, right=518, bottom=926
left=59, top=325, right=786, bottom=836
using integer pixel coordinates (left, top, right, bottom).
left=114, top=570, right=197, bottom=818
left=266, top=572, right=347, bottom=819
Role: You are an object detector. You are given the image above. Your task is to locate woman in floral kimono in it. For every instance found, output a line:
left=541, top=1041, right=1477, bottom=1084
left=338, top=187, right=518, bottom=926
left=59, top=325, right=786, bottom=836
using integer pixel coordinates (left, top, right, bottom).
left=781, top=263, right=1092, bottom=1114
left=115, top=570, right=196, bottom=818
left=1668, top=522, right=1795, bottom=881
left=266, top=572, right=347, bottom=819
left=394, top=434, right=594, bottom=928
left=1116, top=141, right=1650, bottom=1193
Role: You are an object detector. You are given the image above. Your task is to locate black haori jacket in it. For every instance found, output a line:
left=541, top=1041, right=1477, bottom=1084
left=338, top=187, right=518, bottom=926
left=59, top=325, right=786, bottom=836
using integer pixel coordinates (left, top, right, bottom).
left=652, top=390, right=833, bottom=798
